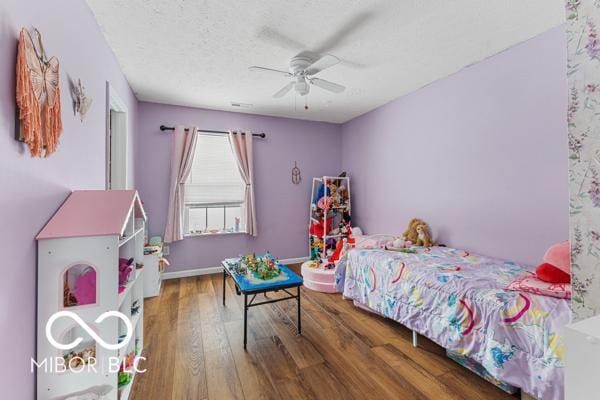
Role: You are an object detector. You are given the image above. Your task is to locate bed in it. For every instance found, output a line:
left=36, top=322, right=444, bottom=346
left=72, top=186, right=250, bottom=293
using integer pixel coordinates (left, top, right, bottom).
left=335, top=245, right=570, bottom=400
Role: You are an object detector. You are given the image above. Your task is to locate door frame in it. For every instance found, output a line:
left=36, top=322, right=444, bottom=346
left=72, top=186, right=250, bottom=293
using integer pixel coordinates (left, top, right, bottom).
left=105, top=82, right=129, bottom=190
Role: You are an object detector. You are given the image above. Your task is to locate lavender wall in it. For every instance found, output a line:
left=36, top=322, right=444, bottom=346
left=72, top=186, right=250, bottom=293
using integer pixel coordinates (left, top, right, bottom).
left=0, top=1, right=138, bottom=397
left=341, top=25, right=568, bottom=266
left=136, top=102, right=341, bottom=271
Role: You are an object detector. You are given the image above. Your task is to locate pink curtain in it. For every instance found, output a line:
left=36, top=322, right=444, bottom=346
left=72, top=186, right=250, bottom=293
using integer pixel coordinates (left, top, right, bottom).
left=164, top=126, right=198, bottom=243
left=229, top=131, right=257, bottom=236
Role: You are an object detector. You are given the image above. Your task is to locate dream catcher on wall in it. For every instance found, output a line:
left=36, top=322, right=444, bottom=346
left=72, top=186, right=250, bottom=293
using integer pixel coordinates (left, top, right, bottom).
left=292, top=161, right=301, bottom=184
left=16, top=27, right=63, bottom=157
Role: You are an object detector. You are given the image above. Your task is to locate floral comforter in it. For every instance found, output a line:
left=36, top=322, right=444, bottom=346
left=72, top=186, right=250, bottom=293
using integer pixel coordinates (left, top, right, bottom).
left=337, top=247, right=570, bottom=400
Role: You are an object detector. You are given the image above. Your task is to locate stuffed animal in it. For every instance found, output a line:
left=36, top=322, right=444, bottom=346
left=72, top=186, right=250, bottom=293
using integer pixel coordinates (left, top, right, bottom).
left=401, top=218, right=425, bottom=243
left=415, top=223, right=432, bottom=247
left=317, top=196, right=332, bottom=210
left=309, top=218, right=332, bottom=237
left=118, top=258, right=134, bottom=286
left=311, top=204, right=324, bottom=220
left=392, top=237, right=408, bottom=248
left=328, top=183, right=341, bottom=207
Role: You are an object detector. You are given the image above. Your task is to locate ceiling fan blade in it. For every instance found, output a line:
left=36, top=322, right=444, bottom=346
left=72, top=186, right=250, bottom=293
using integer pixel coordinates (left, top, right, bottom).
left=305, top=54, right=340, bottom=76
left=248, top=66, right=291, bottom=77
left=310, top=78, right=345, bottom=94
left=273, top=82, right=294, bottom=98
left=313, top=11, right=375, bottom=54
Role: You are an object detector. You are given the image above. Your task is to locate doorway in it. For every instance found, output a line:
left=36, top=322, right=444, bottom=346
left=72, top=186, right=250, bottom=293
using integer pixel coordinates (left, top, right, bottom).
left=105, top=82, right=129, bottom=190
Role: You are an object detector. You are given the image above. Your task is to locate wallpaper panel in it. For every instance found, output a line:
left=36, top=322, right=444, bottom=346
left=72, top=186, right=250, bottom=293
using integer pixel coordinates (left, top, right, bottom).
left=567, top=0, right=600, bottom=320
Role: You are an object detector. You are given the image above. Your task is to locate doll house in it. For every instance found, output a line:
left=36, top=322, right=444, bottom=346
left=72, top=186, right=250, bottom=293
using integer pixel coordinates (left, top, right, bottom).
left=36, top=190, right=147, bottom=400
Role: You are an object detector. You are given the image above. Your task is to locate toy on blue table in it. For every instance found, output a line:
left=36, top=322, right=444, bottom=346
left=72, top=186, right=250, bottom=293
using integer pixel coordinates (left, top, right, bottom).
left=240, top=252, right=281, bottom=280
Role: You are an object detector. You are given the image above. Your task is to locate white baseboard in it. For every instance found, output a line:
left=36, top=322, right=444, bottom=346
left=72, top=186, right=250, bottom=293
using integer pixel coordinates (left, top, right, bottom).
left=162, top=257, right=309, bottom=280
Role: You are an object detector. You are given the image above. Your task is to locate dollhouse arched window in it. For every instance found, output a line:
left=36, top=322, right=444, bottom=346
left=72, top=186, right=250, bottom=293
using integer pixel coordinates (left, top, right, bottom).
left=62, top=263, right=97, bottom=308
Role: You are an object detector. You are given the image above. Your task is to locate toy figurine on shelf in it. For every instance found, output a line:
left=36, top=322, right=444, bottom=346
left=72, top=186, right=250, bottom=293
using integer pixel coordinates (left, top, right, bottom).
left=118, top=257, right=134, bottom=286
left=118, top=371, right=132, bottom=388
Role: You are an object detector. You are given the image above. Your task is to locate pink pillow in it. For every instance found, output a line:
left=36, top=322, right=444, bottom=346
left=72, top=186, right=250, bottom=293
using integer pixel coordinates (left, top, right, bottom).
left=506, top=273, right=570, bottom=299
left=543, top=241, right=570, bottom=275
left=75, top=268, right=96, bottom=305
left=354, top=234, right=395, bottom=250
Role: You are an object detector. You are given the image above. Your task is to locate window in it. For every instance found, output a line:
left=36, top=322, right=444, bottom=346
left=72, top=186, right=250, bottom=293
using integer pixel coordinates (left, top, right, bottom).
left=184, top=134, right=246, bottom=235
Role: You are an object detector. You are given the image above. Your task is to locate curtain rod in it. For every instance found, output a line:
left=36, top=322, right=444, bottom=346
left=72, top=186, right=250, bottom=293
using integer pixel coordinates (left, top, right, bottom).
left=159, top=125, right=266, bottom=138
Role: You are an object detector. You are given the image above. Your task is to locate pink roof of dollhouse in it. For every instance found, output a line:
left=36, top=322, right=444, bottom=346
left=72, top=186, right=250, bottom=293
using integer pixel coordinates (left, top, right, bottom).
left=37, top=190, right=146, bottom=240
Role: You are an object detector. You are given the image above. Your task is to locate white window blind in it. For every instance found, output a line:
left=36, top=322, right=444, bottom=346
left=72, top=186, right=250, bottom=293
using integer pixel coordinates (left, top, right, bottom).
left=184, top=134, right=245, bottom=204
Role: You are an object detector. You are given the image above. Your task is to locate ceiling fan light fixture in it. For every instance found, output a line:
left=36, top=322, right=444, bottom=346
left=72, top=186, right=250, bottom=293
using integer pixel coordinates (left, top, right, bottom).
left=295, top=80, right=309, bottom=96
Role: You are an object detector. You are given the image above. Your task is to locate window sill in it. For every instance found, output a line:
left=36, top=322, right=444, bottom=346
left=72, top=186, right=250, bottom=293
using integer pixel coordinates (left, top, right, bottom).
left=185, top=231, right=247, bottom=238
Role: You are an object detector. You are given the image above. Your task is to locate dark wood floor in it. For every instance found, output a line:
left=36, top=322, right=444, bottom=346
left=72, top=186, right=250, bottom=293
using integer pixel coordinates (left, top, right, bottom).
left=131, top=267, right=517, bottom=400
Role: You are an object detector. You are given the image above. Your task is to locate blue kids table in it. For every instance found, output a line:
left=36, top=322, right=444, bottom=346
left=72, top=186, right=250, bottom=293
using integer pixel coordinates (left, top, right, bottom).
left=221, top=258, right=303, bottom=349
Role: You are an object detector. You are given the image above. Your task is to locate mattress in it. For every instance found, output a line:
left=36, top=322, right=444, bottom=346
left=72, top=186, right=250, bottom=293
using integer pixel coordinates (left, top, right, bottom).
left=337, top=247, right=570, bottom=400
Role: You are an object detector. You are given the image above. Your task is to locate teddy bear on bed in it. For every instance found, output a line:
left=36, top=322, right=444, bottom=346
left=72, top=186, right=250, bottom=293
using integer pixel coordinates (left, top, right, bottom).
left=401, top=218, right=425, bottom=243
left=415, top=223, right=433, bottom=247
left=399, top=218, right=432, bottom=247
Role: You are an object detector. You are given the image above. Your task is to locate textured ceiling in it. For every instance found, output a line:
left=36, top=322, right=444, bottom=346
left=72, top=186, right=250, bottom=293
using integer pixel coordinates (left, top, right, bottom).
left=86, top=0, right=565, bottom=123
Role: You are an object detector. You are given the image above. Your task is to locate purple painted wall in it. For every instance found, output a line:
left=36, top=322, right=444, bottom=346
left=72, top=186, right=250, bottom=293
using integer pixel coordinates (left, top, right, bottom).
left=341, top=26, right=568, bottom=266
left=136, top=102, right=341, bottom=271
left=0, top=1, right=138, bottom=397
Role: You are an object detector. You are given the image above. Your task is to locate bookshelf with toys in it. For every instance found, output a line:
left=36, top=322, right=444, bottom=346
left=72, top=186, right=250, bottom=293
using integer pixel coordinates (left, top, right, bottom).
left=36, top=190, right=146, bottom=400
left=302, top=175, right=351, bottom=293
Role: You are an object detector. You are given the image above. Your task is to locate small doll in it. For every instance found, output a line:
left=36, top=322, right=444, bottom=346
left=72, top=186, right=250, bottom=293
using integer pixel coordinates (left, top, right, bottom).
left=118, top=258, right=134, bottom=286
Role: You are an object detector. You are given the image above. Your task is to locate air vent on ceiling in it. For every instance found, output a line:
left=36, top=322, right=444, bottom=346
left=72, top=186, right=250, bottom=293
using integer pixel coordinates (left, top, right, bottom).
left=231, top=102, right=252, bottom=108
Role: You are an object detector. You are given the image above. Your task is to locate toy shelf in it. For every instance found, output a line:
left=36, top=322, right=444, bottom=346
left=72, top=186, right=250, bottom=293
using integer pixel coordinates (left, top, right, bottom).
left=308, top=175, right=351, bottom=264
left=36, top=190, right=147, bottom=400
left=304, top=176, right=351, bottom=293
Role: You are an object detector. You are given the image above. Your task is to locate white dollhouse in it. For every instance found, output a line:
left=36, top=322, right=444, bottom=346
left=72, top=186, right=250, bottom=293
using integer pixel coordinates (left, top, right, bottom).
left=36, top=190, right=147, bottom=400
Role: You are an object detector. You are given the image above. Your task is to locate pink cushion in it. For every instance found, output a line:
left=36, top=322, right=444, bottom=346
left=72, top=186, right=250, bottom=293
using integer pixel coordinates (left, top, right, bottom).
left=75, top=268, right=96, bottom=305
left=353, top=234, right=395, bottom=249
left=543, top=241, right=570, bottom=274
left=506, top=273, right=570, bottom=299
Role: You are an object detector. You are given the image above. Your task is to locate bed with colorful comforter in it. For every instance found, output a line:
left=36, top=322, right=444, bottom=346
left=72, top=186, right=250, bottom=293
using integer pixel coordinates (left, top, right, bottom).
left=336, top=246, right=570, bottom=400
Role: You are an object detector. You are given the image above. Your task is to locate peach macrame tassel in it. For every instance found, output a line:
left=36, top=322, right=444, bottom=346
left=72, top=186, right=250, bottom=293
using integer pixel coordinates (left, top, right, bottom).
left=42, top=86, right=62, bottom=155
left=16, top=29, right=43, bottom=157
left=15, top=28, right=62, bottom=157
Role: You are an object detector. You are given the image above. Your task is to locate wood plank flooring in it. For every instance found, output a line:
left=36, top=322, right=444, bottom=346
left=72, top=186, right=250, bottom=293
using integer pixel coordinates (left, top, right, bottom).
left=131, top=267, right=517, bottom=400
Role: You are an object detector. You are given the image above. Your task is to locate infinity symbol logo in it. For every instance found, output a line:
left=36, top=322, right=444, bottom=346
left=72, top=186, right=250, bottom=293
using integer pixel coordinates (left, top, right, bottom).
left=46, top=311, right=133, bottom=351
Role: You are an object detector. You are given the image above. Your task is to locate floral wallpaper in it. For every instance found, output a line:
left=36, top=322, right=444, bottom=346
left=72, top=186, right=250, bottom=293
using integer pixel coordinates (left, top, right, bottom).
left=567, top=0, right=600, bottom=320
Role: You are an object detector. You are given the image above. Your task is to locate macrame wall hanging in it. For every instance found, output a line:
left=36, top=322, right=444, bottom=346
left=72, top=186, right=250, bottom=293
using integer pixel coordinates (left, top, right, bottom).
left=16, top=28, right=63, bottom=157
left=292, top=161, right=301, bottom=184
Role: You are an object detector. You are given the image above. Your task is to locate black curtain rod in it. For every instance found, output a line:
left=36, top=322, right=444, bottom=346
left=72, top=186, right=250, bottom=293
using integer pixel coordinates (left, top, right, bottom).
left=159, top=125, right=266, bottom=138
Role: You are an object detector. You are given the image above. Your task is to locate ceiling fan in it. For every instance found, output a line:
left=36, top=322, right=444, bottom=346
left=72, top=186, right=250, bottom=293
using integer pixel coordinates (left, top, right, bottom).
left=249, top=51, right=346, bottom=98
